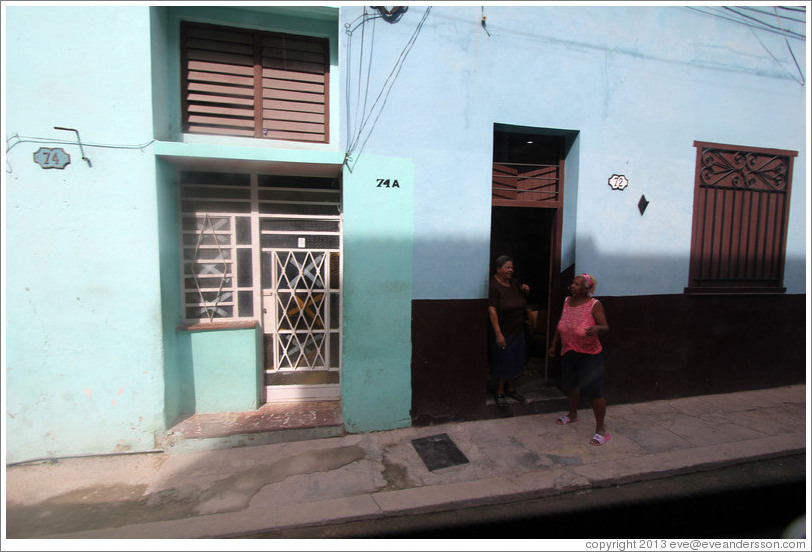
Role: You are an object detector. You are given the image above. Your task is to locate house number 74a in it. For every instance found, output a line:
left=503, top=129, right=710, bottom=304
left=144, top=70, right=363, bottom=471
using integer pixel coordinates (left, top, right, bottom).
left=376, top=179, right=400, bottom=188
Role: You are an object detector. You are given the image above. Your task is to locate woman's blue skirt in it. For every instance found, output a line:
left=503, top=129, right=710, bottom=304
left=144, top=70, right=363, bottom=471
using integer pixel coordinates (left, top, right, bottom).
left=489, top=332, right=526, bottom=380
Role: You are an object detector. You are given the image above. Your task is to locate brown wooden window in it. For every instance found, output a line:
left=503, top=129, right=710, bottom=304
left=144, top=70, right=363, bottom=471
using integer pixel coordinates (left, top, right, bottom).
left=686, top=141, right=796, bottom=294
left=181, top=22, right=329, bottom=143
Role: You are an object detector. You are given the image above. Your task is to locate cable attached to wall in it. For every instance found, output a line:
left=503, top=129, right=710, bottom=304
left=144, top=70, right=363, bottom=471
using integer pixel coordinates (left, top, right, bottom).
left=343, top=6, right=432, bottom=170
left=5, top=131, right=155, bottom=173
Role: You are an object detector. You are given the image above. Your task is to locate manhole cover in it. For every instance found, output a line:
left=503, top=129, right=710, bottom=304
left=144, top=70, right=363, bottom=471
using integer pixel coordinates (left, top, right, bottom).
left=411, top=433, right=469, bottom=471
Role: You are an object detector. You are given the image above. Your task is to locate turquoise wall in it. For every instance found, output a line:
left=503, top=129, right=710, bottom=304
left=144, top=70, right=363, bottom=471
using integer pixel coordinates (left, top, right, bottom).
left=341, top=156, right=414, bottom=432
left=149, top=6, right=344, bottom=426
left=4, top=7, right=167, bottom=462
left=154, top=159, right=192, bottom=427
left=188, top=327, right=262, bottom=413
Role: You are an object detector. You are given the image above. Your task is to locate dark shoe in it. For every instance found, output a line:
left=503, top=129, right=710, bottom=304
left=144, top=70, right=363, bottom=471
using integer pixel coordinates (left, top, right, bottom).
left=505, top=390, right=526, bottom=404
left=495, top=393, right=508, bottom=409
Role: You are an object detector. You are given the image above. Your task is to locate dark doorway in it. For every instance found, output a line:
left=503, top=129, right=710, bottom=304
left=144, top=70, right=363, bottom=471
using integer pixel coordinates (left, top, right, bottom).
left=488, top=207, right=556, bottom=400
left=487, top=128, right=566, bottom=406
left=489, top=207, right=553, bottom=312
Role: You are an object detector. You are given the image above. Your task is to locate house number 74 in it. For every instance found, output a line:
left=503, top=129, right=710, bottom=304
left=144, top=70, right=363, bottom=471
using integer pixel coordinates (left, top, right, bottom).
left=376, top=179, right=400, bottom=188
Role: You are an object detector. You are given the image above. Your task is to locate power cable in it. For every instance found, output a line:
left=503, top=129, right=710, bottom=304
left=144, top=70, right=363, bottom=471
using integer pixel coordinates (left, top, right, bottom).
left=738, top=6, right=807, bottom=25
left=686, top=6, right=805, bottom=40
left=723, top=6, right=805, bottom=40
left=344, top=6, right=432, bottom=165
left=6, top=134, right=156, bottom=153
left=5, top=133, right=156, bottom=173
left=749, top=27, right=805, bottom=86
left=686, top=5, right=806, bottom=85
left=347, top=6, right=430, bottom=156
left=773, top=6, right=805, bottom=86
left=345, top=7, right=384, bottom=158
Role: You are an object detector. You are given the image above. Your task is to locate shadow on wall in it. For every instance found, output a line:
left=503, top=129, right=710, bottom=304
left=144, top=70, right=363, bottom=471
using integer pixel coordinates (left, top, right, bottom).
left=411, top=235, right=806, bottom=425
left=569, top=237, right=806, bottom=405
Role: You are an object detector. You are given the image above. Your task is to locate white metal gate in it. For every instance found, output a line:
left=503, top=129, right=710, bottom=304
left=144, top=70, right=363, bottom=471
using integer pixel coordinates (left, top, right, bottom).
left=259, top=181, right=342, bottom=402
left=263, top=247, right=341, bottom=402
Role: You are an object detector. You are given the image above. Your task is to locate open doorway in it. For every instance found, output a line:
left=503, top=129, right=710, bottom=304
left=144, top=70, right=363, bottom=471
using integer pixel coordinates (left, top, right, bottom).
left=487, top=128, right=566, bottom=405
left=488, top=207, right=556, bottom=400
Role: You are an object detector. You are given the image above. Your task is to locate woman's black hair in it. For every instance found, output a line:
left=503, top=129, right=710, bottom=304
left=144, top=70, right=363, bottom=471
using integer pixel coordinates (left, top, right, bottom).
left=494, top=255, right=512, bottom=268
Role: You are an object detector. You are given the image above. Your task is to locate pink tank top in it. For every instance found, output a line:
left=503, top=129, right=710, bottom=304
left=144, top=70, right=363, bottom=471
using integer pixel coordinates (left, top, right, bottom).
left=558, top=297, right=602, bottom=355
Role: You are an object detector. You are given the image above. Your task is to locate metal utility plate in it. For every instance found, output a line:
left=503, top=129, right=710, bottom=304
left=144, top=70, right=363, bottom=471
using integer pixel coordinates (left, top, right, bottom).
left=411, top=433, right=469, bottom=471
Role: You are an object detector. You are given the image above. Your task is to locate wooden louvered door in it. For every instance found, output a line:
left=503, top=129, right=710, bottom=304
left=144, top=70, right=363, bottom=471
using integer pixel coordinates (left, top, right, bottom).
left=182, top=22, right=329, bottom=143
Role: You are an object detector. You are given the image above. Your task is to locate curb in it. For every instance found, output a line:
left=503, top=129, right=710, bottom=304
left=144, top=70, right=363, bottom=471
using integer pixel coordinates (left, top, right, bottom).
left=48, top=434, right=804, bottom=539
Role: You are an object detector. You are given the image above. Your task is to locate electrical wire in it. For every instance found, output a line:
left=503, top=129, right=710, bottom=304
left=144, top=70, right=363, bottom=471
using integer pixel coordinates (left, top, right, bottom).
left=354, top=7, right=370, bottom=151
left=685, top=6, right=805, bottom=41
left=5, top=134, right=156, bottom=173
left=345, top=6, right=432, bottom=163
left=738, top=6, right=807, bottom=25
left=723, top=6, right=805, bottom=40
left=749, top=27, right=805, bottom=86
left=344, top=7, right=384, bottom=159
left=773, top=6, right=805, bottom=86
left=6, top=134, right=156, bottom=153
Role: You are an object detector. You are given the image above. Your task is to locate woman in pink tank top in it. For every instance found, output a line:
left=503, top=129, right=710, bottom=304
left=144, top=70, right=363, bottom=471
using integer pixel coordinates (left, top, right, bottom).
left=548, top=273, right=611, bottom=446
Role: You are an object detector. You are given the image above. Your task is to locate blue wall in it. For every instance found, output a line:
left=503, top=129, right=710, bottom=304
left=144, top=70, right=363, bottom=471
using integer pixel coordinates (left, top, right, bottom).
left=339, top=6, right=806, bottom=299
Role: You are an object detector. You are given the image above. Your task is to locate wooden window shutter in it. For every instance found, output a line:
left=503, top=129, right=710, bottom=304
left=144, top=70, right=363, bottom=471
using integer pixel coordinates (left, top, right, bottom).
left=182, top=22, right=329, bottom=143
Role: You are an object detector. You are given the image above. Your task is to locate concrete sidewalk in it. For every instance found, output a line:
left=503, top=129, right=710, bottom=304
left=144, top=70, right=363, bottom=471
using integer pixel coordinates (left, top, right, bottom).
left=4, top=384, right=807, bottom=539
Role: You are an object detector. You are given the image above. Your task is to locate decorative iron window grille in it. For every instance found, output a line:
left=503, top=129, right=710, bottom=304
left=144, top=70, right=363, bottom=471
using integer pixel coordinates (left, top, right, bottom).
left=179, top=171, right=341, bottom=323
left=686, top=141, right=796, bottom=294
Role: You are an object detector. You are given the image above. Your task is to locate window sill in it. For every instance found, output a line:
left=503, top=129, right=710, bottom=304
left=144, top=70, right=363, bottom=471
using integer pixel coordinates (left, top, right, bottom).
left=178, top=320, right=259, bottom=332
left=684, top=286, right=787, bottom=296
left=153, top=141, right=344, bottom=174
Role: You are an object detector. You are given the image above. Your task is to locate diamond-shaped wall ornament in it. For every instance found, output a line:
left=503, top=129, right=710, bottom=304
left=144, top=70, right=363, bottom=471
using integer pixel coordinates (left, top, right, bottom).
left=638, top=194, right=649, bottom=215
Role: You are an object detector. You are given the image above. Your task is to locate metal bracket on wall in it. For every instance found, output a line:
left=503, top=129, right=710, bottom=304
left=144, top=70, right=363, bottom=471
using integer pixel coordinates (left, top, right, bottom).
left=54, top=126, right=92, bottom=167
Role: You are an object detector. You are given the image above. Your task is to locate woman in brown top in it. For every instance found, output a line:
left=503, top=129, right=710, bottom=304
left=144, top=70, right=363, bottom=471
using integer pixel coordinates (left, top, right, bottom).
left=488, top=255, right=535, bottom=409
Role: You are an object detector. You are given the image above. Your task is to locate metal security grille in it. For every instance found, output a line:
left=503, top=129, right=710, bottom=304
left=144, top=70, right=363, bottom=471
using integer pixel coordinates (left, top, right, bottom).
left=180, top=172, right=253, bottom=321
left=687, top=142, right=796, bottom=293
left=179, top=171, right=341, bottom=401
left=265, top=250, right=340, bottom=371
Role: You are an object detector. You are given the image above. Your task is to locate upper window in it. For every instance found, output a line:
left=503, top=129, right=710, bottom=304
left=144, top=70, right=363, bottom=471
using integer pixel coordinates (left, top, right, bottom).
left=181, top=21, right=329, bottom=143
left=686, top=141, right=796, bottom=294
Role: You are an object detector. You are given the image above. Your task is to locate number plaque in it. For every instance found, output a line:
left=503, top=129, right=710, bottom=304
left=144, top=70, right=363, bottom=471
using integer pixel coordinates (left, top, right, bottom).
left=34, top=148, right=71, bottom=169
